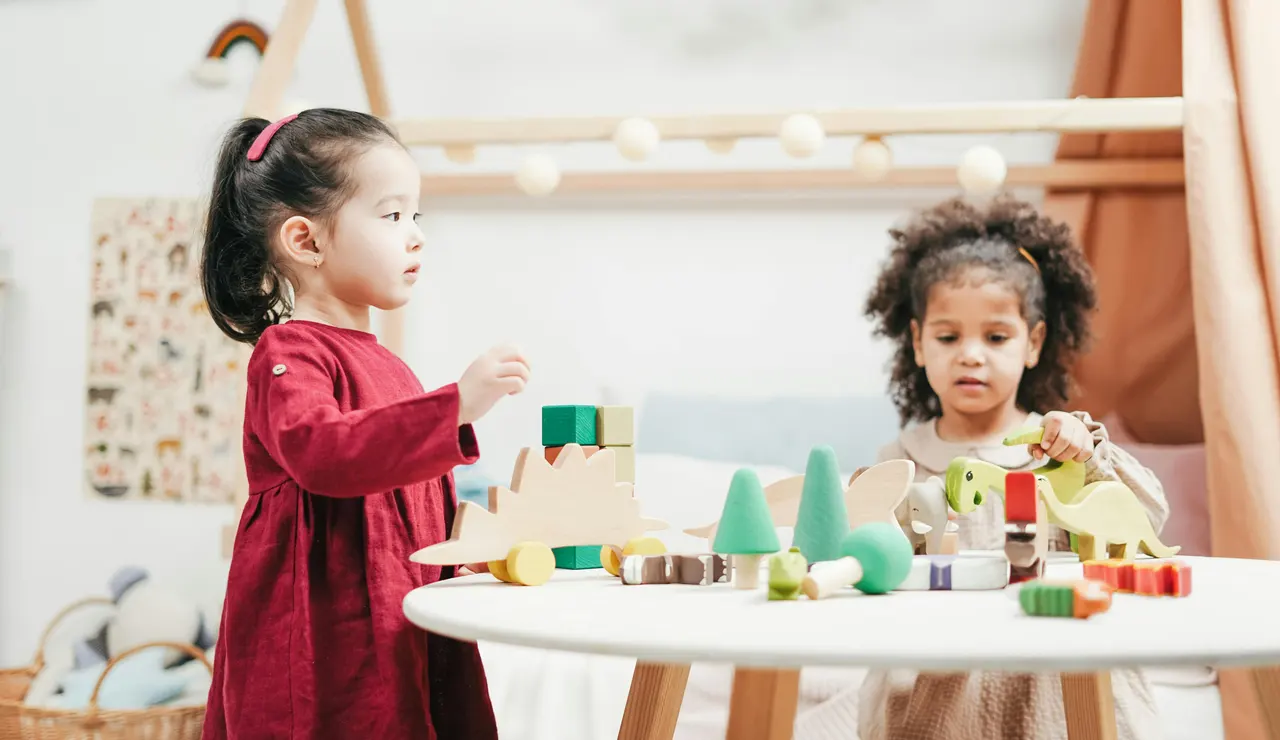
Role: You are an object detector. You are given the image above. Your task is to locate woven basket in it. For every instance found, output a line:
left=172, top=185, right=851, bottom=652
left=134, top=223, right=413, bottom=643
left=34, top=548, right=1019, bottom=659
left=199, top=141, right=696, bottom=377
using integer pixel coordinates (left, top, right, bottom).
left=0, top=637, right=210, bottom=740
left=0, top=598, right=113, bottom=707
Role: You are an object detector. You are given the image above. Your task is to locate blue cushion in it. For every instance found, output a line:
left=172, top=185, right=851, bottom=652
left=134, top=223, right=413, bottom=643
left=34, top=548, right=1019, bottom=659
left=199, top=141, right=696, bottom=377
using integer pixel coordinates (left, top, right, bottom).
left=53, top=646, right=187, bottom=710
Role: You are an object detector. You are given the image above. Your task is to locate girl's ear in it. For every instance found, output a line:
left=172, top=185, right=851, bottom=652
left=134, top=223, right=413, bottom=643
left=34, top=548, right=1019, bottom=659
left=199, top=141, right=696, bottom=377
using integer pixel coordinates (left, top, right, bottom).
left=910, top=319, right=925, bottom=367
left=1026, top=320, right=1047, bottom=368
left=278, top=215, right=322, bottom=269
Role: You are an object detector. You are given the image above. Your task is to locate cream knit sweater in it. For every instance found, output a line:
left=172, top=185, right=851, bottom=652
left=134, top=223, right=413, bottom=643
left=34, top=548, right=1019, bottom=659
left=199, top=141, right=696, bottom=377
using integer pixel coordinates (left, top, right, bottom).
left=792, top=411, right=1170, bottom=740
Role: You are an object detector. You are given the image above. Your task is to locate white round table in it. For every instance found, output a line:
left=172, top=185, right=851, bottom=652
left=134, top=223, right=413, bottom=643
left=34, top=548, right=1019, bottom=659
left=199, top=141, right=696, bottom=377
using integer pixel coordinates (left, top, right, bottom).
left=403, top=555, right=1280, bottom=740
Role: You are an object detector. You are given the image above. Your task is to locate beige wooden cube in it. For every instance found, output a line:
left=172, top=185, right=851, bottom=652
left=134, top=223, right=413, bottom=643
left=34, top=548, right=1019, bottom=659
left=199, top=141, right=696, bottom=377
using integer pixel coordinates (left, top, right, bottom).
left=596, top=405, right=634, bottom=446
left=609, top=445, right=636, bottom=484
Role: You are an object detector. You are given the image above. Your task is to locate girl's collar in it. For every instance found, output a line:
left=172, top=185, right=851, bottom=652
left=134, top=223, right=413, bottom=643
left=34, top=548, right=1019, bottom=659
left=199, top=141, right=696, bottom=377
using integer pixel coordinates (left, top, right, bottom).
left=900, top=411, right=1042, bottom=473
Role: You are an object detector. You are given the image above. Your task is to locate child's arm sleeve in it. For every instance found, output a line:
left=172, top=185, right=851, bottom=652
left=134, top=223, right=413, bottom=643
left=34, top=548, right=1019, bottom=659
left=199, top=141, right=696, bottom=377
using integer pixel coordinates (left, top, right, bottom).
left=247, top=336, right=479, bottom=498
left=1073, top=411, right=1171, bottom=534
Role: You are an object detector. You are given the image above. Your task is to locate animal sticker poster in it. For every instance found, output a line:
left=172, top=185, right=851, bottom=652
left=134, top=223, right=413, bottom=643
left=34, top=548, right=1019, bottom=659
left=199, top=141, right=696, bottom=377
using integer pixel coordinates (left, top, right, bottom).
left=85, top=198, right=247, bottom=504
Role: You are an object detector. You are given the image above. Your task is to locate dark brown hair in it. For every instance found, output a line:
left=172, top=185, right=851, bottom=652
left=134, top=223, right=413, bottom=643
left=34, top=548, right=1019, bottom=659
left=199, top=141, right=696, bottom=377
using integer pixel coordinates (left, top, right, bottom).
left=200, top=108, right=401, bottom=344
left=864, top=194, right=1098, bottom=425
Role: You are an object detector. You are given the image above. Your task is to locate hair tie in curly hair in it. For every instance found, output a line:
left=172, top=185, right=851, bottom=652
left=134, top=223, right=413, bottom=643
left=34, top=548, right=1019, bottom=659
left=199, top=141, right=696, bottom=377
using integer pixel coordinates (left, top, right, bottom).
left=247, top=113, right=299, bottom=162
left=1018, top=247, right=1040, bottom=274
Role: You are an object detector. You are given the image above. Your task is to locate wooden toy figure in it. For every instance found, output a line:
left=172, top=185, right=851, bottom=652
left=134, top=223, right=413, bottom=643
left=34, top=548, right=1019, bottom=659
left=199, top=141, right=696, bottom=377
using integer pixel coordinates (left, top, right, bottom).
left=792, top=446, right=850, bottom=563
left=801, top=522, right=913, bottom=600
left=1032, top=475, right=1181, bottom=562
left=768, top=547, right=808, bottom=600
left=1019, top=579, right=1112, bottom=619
left=1004, top=471, right=1047, bottom=585
left=712, top=469, right=782, bottom=589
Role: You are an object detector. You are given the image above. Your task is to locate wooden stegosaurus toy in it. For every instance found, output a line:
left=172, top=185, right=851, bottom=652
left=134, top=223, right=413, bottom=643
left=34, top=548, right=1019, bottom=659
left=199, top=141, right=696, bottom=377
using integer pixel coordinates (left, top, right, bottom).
left=410, top=444, right=667, bottom=586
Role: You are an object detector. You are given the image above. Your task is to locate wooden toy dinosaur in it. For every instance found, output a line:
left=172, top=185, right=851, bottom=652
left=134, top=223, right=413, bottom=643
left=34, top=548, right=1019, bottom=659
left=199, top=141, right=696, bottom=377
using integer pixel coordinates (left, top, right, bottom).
left=409, top=444, right=668, bottom=585
left=1032, top=475, right=1180, bottom=561
left=684, top=458, right=914, bottom=541
left=944, top=444, right=1085, bottom=516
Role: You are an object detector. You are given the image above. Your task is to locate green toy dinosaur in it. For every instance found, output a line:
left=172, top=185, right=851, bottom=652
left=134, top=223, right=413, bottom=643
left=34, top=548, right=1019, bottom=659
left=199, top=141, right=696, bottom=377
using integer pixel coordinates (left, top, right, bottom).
left=768, top=547, right=808, bottom=601
left=943, top=424, right=1090, bottom=551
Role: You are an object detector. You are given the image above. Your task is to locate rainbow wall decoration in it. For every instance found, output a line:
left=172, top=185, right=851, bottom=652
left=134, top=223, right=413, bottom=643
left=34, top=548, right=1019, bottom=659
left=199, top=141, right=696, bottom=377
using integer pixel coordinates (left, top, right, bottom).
left=191, top=19, right=271, bottom=87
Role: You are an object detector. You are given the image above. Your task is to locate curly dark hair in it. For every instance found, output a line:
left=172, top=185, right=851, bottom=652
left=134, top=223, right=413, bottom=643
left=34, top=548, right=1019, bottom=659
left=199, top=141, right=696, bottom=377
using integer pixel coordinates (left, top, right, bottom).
left=864, top=194, right=1098, bottom=426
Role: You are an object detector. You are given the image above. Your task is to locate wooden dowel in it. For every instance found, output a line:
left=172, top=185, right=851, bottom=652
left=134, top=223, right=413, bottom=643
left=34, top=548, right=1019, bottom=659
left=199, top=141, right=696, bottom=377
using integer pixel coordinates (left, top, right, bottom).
left=243, top=0, right=318, bottom=119
left=418, top=159, right=1184, bottom=197
left=394, top=97, right=1183, bottom=146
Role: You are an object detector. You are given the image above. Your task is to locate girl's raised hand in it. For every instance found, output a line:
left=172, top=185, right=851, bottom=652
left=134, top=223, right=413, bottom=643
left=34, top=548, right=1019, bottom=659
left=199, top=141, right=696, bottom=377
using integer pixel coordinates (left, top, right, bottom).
left=457, top=345, right=531, bottom=425
left=1033, top=411, right=1094, bottom=463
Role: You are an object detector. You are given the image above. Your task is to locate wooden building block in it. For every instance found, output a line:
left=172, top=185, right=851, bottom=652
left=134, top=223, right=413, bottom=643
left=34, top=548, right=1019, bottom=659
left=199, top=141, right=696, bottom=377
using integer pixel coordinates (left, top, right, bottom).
left=544, top=445, right=599, bottom=465
left=542, top=405, right=597, bottom=446
left=608, top=445, right=636, bottom=483
left=1083, top=560, right=1135, bottom=593
left=1134, top=560, right=1192, bottom=597
left=622, top=554, right=673, bottom=584
left=596, top=405, right=634, bottom=446
left=672, top=553, right=729, bottom=585
left=1019, top=579, right=1113, bottom=619
left=553, top=545, right=603, bottom=570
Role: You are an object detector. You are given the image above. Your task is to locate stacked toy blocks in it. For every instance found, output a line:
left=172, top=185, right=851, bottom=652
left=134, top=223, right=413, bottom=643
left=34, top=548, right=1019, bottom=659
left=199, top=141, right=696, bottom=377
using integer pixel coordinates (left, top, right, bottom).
left=541, top=404, right=636, bottom=570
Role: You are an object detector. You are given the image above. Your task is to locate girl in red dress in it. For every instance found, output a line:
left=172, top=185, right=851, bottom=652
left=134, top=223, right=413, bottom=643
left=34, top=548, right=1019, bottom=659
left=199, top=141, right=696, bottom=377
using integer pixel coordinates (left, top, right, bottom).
left=198, top=108, right=529, bottom=740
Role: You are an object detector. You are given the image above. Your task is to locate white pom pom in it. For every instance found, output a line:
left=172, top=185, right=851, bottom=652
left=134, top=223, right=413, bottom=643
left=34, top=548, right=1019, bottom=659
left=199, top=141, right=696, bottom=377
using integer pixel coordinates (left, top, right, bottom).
left=444, top=144, right=477, bottom=164
left=957, top=145, right=1007, bottom=195
left=515, top=154, right=561, bottom=196
left=852, top=137, right=892, bottom=180
left=613, top=118, right=660, bottom=162
left=191, top=58, right=230, bottom=88
left=778, top=114, right=825, bottom=158
left=705, top=137, right=737, bottom=155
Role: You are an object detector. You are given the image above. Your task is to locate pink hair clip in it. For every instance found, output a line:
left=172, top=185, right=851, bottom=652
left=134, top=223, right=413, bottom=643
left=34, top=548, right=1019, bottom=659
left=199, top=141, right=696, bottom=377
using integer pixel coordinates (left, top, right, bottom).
left=247, top=113, right=299, bottom=162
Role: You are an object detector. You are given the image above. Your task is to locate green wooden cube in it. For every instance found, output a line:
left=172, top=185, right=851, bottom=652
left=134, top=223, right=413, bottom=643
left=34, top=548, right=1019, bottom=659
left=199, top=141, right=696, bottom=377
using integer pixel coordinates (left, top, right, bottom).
left=553, top=545, right=602, bottom=570
left=542, top=405, right=597, bottom=446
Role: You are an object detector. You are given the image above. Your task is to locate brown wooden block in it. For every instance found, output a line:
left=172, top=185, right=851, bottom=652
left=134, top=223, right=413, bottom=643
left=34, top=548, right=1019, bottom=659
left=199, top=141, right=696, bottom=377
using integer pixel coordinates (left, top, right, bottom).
left=672, top=553, right=728, bottom=585
left=544, top=444, right=599, bottom=465
left=621, top=554, right=673, bottom=584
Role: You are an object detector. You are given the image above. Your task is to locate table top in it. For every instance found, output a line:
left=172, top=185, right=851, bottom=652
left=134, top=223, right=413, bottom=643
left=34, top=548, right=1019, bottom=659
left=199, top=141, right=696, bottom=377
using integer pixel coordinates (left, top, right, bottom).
left=402, top=554, right=1280, bottom=672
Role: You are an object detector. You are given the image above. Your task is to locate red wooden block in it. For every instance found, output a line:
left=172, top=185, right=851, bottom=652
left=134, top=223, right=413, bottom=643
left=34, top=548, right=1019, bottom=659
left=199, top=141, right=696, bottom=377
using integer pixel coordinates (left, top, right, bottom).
left=544, top=445, right=599, bottom=465
left=1083, top=560, right=1134, bottom=593
left=1004, top=471, right=1038, bottom=523
left=1135, top=560, right=1192, bottom=597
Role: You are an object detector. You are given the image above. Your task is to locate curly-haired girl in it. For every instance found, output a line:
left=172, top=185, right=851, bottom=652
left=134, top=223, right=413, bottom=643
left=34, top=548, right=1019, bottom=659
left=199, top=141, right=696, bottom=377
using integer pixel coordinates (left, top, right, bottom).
left=833, top=195, right=1169, bottom=739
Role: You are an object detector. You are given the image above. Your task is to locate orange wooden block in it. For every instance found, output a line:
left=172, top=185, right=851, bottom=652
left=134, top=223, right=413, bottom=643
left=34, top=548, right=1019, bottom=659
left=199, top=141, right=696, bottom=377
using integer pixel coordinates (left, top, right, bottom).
left=1083, top=560, right=1134, bottom=593
left=545, top=445, right=599, bottom=465
left=1134, top=560, right=1192, bottom=597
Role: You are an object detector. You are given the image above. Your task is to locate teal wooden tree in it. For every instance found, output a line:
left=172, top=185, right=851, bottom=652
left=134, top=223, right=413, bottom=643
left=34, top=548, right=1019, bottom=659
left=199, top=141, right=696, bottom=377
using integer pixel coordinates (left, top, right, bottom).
left=713, top=468, right=780, bottom=589
left=792, top=445, right=849, bottom=563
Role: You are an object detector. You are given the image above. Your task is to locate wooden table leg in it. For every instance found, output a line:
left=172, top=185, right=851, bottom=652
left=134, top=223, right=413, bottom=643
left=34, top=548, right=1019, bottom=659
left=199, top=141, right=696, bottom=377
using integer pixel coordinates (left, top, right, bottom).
left=725, top=667, right=800, bottom=740
left=1252, top=666, right=1280, bottom=739
left=617, top=661, right=690, bottom=740
left=1060, top=672, right=1118, bottom=740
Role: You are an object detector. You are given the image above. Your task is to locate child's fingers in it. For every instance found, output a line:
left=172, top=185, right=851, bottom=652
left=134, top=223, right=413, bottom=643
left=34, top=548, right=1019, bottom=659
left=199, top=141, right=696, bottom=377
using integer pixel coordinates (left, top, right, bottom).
left=496, top=361, right=531, bottom=382
left=499, top=376, right=526, bottom=395
left=491, top=345, right=530, bottom=369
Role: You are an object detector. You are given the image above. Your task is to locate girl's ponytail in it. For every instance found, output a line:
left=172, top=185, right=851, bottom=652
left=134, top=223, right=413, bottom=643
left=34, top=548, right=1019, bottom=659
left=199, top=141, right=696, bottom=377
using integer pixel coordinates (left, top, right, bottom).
left=201, top=118, right=290, bottom=345
left=198, top=108, right=400, bottom=345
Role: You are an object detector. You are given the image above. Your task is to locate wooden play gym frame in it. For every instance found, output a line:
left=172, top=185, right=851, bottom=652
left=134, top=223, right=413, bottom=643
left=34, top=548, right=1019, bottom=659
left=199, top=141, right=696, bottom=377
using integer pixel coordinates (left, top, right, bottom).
left=233, top=2, right=1189, bottom=738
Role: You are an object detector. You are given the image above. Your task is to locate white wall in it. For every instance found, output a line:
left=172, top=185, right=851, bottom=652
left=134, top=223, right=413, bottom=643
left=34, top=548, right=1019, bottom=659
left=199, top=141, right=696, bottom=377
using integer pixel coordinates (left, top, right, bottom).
left=0, top=0, right=1086, bottom=664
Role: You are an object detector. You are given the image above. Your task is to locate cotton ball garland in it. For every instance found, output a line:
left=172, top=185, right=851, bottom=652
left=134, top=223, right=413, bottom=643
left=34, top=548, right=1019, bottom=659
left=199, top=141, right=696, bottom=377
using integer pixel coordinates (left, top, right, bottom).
left=852, top=137, right=892, bottom=180
left=613, top=118, right=660, bottom=162
left=191, top=58, right=230, bottom=87
left=515, top=154, right=561, bottom=196
left=957, top=145, right=1007, bottom=195
left=778, top=114, right=825, bottom=158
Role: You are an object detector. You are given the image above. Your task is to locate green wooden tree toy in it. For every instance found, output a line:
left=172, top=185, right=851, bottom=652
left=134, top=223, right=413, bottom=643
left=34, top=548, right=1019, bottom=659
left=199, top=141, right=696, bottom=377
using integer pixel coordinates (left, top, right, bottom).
left=792, top=445, right=850, bottom=563
left=713, top=468, right=781, bottom=590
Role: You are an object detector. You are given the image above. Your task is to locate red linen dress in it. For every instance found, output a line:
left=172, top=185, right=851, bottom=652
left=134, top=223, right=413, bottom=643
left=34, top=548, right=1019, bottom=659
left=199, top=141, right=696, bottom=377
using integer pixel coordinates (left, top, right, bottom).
left=202, top=320, right=498, bottom=740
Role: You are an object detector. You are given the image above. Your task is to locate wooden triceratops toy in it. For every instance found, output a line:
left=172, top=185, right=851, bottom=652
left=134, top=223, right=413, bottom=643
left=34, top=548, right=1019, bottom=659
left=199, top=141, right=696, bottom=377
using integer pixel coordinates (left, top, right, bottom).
left=410, top=444, right=667, bottom=585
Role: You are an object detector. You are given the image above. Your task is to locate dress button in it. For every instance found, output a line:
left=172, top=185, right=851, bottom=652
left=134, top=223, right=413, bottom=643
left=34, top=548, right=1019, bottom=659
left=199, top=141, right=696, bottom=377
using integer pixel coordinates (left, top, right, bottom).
left=273, top=364, right=287, bottom=376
